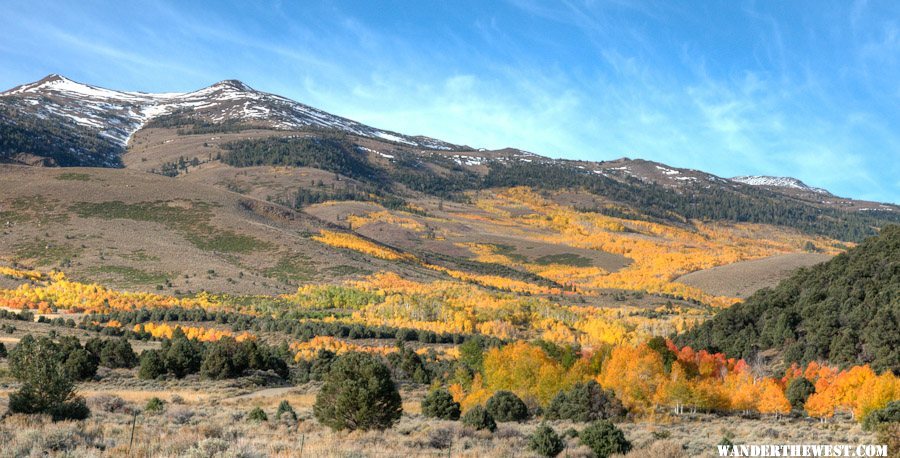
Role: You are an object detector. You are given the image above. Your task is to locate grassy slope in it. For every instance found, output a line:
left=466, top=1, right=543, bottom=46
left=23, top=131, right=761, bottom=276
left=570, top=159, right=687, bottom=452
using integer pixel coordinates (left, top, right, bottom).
left=0, top=165, right=443, bottom=295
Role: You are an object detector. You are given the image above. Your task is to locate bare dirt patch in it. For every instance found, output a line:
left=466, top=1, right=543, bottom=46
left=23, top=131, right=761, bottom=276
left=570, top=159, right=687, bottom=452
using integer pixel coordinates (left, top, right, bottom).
left=675, top=252, right=832, bottom=298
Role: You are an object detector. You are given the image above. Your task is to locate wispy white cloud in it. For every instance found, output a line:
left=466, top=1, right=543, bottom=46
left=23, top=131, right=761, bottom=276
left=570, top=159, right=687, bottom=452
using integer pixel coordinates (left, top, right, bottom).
left=0, top=0, right=898, bottom=202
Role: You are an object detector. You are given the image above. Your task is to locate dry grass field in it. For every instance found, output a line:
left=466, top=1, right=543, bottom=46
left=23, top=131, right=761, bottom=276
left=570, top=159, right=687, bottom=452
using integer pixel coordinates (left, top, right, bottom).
left=674, top=253, right=832, bottom=298
left=0, top=316, right=887, bottom=458
left=0, top=379, right=878, bottom=458
left=0, top=165, right=445, bottom=295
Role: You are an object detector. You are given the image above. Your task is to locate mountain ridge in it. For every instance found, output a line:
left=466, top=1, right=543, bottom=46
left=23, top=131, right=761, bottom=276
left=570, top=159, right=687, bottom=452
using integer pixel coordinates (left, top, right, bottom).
left=732, top=175, right=830, bottom=195
left=1, top=74, right=462, bottom=151
left=2, top=74, right=899, bottom=243
left=0, top=74, right=882, bottom=201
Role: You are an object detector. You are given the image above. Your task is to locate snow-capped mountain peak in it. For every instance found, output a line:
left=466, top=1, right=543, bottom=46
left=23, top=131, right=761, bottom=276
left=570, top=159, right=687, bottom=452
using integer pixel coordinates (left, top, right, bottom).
left=731, top=176, right=830, bottom=195
left=0, top=74, right=461, bottom=154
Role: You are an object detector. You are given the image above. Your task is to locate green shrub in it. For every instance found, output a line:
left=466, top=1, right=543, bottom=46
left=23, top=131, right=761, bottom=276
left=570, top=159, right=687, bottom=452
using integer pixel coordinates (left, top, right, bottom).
left=546, top=380, right=627, bottom=422
left=247, top=407, right=268, bottom=422
left=62, top=348, right=99, bottom=381
left=138, top=350, right=166, bottom=380
left=0, top=341, right=6, bottom=358
left=386, top=341, right=431, bottom=384
left=529, top=424, right=565, bottom=457
left=421, top=388, right=461, bottom=420
left=310, top=349, right=336, bottom=381
left=7, top=335, right=91, bottom=421
left=200, top=338, right=241, bottom=379
left=458, top=336, right=487, bottom=371
left=785, top=377, right=816, bottom=412
left=579, top=420, right=631, bottom=458
left=99, top=339, right=138, bottom=369
left=485, top=390, right=529, bottom=422
left=163, top=330, right=202, bottom=378
left=276, top=400, right=297, bottom=421
left=461, top=405, right=496, bottom=432
left=313, top=352, right=402, bottom=431
left=862, top=401, right=900, bottom=431
left=145, top=397, right=165, bottom=414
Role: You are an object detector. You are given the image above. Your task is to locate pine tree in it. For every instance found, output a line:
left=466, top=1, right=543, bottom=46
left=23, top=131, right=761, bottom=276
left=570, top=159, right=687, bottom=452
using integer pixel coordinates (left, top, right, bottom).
left=313, top=352, right=402, bottom=431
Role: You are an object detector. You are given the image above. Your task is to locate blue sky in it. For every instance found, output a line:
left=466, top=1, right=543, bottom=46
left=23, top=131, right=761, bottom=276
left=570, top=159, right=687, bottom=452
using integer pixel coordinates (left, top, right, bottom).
left=1, top=1, right=899, bottom=203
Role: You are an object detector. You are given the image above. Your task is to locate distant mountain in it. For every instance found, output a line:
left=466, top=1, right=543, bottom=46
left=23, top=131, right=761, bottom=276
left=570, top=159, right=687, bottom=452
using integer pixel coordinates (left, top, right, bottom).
left=2, top=74, right=899, bottom=242
left=0, top=74, right=460, bottom=166
left=732, top=176, right=830, bottom=195
left=676, top=225, right=900, bottom=373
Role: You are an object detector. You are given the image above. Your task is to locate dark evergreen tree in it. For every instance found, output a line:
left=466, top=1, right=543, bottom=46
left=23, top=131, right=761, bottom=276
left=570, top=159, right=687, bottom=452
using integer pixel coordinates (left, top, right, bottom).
left=485, top=390, right=529, bottom=422
left=421, top=388, right=461, bottom=420
left=579, top=421, right=631, bottom=458
left=785, top=377, right=816, bottom=412
left=138, top=350, right=167, bottom=380
left=63, top=347, right=99, bottom=381
left=7, top=335, right=90, bottom=421
left=313, top=352, right=402, bottom=431
left=163, top=328, right=202, bottom=378
left=529, top=424, right=565, bottom=457
left=461, top=405, right=496, bottom=432
left=100, top=339, right=138, bottom=369
left=546, top=380, right=627, bottom=422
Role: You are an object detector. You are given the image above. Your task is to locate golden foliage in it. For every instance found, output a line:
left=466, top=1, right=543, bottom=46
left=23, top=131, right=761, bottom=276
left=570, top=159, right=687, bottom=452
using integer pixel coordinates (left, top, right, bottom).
left=313, top=230, right=413, bottom=261
left=464, top=187, right=842, bottom=306
left=137, top=322, right=255, bottom=342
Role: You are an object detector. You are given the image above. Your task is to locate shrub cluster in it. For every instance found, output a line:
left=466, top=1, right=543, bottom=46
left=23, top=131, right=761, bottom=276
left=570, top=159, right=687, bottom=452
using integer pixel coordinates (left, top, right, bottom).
left=138, top=329, right=288, bottom=380
left=862, top=401, right=900, bottom=432
left=545, top=380, right=627, bottom=422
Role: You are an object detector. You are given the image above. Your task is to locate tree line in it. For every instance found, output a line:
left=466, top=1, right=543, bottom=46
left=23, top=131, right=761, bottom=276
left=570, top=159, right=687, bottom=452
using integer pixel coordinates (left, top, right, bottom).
left=677, top=225, right=900, bottom=374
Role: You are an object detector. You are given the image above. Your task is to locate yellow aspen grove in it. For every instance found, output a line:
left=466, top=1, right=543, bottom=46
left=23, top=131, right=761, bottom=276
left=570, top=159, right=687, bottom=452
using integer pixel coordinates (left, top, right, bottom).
left=756, top=378, right=791, bottom=419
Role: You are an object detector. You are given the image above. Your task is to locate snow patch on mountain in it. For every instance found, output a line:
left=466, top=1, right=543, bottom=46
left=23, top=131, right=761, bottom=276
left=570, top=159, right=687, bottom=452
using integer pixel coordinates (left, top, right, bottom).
left=1, top=74, right=460, bottom=151
left=731, top=176, right=830, bottom=194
